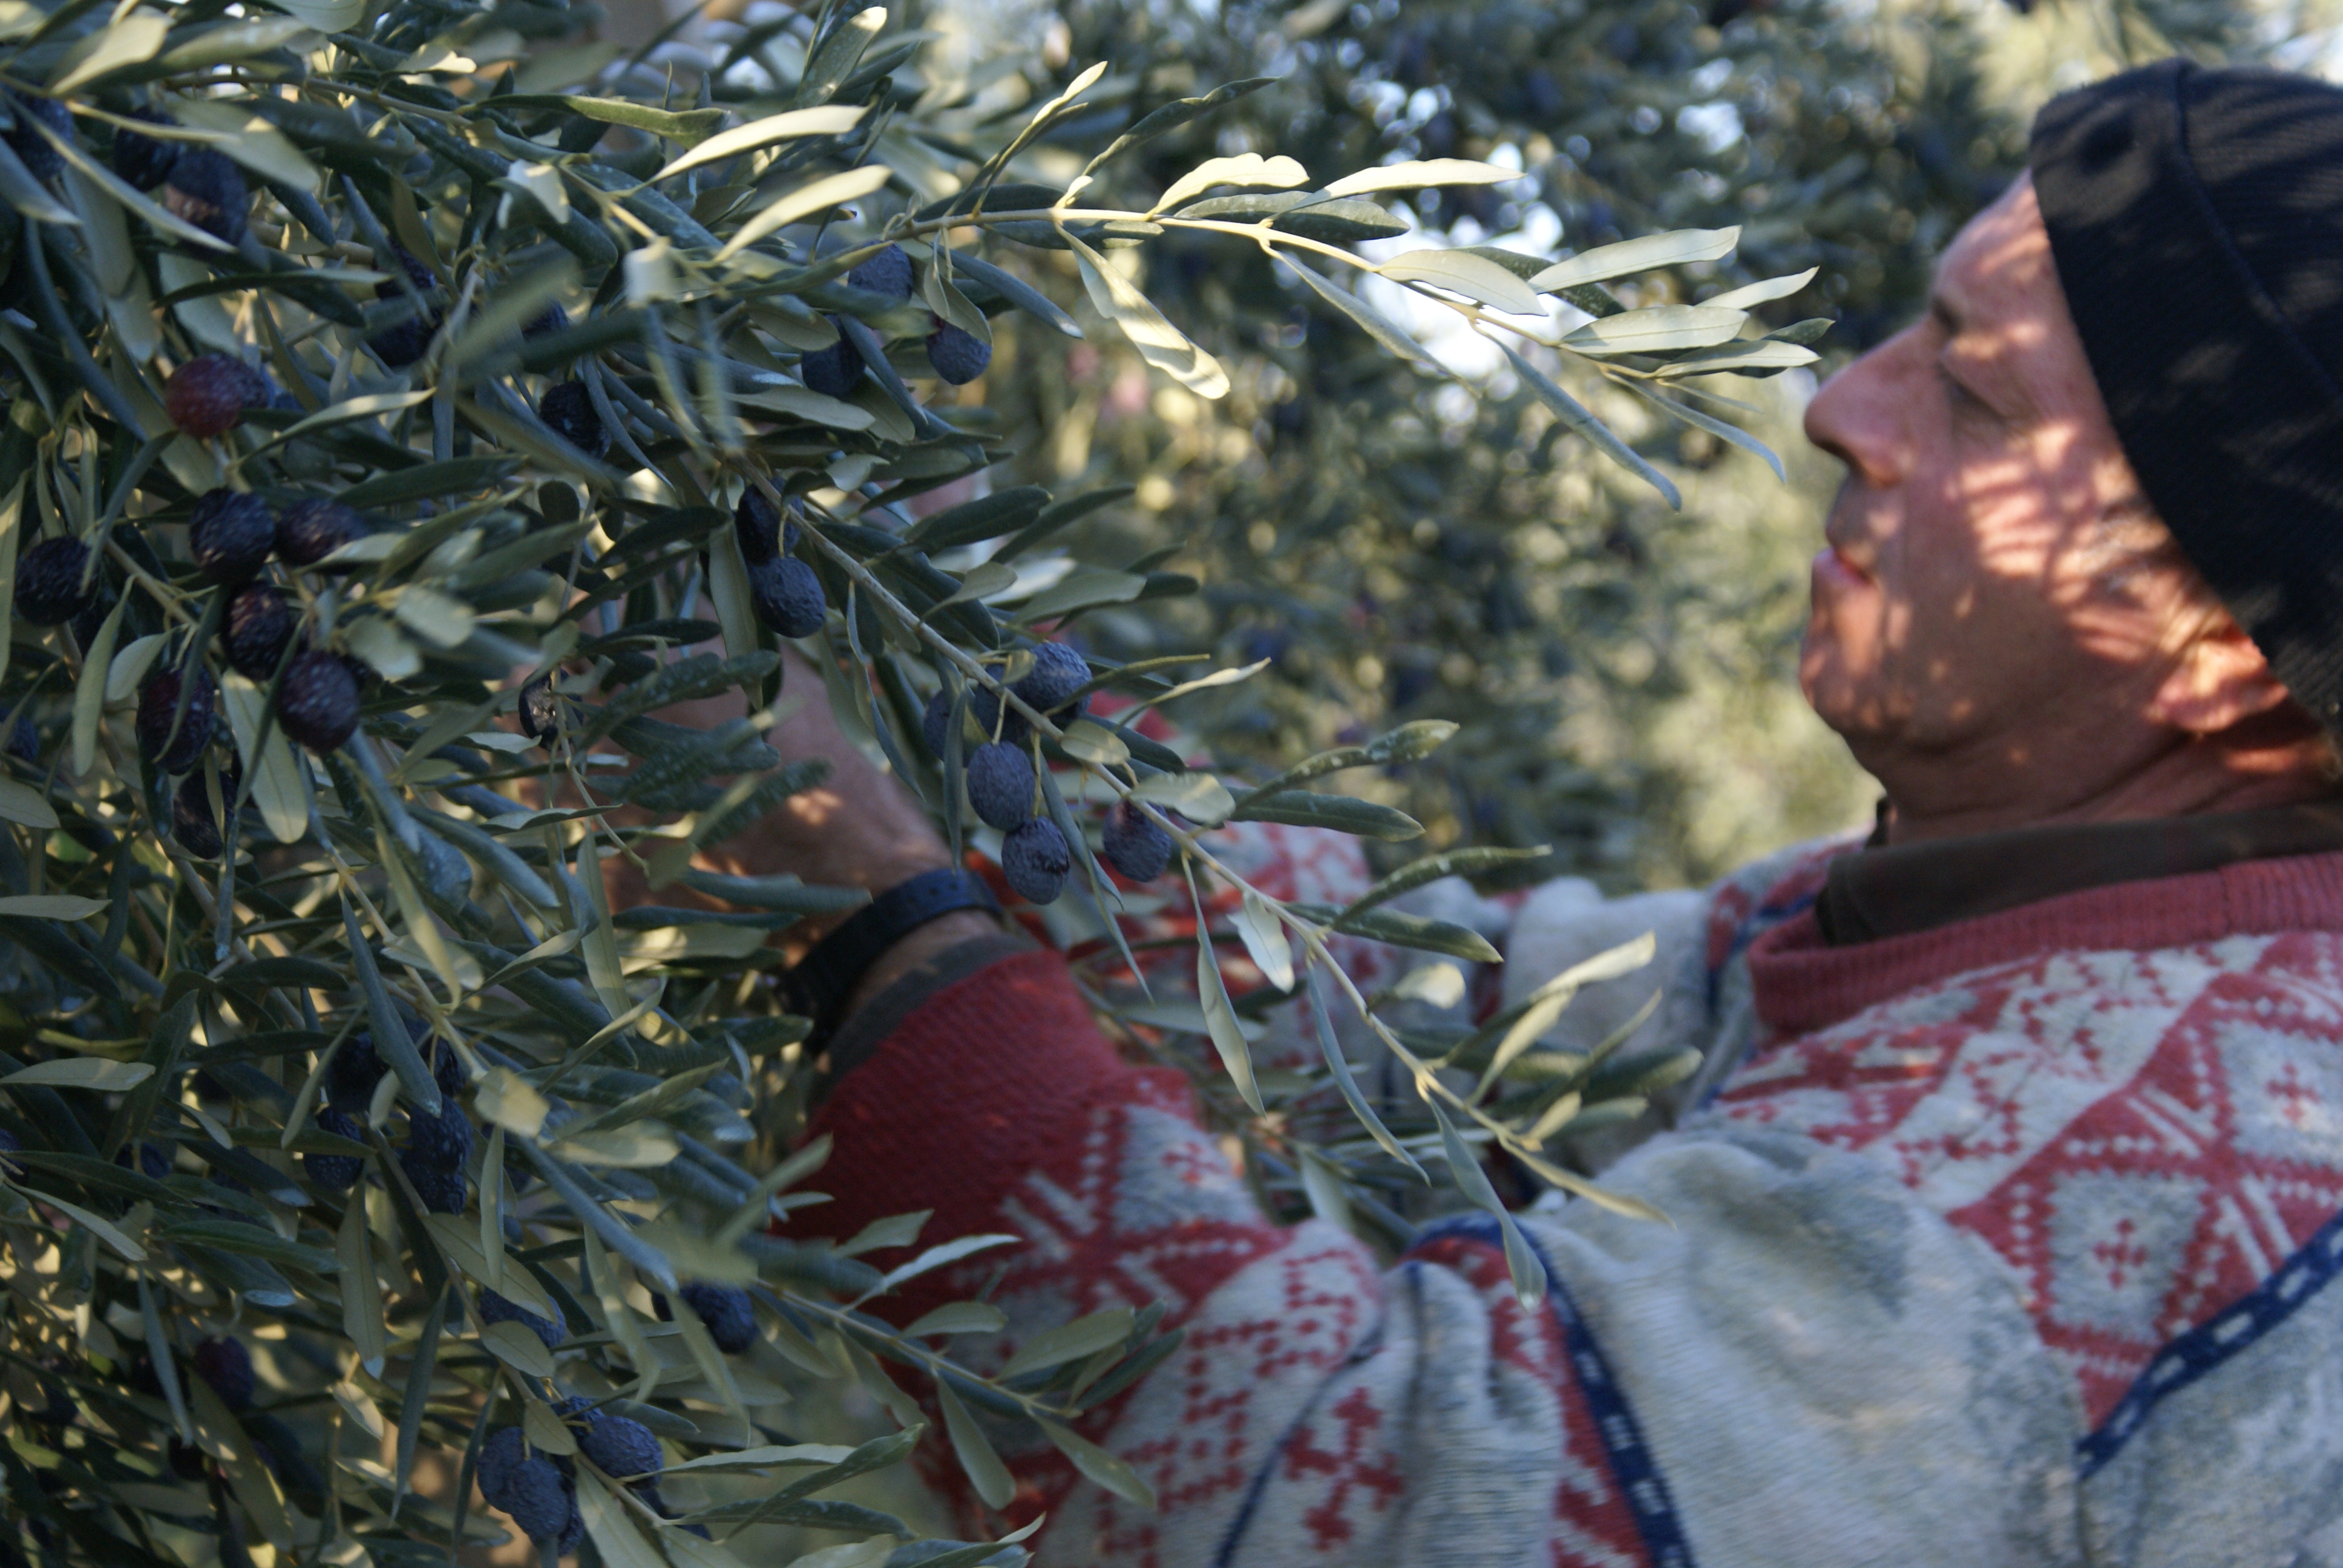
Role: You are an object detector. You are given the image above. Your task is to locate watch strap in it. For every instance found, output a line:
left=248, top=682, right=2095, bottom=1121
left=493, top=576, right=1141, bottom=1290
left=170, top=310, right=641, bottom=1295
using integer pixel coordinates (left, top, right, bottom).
left=783, top=867, right=999, bottom=1047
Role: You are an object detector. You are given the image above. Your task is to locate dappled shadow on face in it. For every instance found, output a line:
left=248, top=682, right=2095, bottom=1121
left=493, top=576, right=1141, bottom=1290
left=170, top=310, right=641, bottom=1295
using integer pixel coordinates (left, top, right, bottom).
left=1797, top=173, right=2227, bottom=774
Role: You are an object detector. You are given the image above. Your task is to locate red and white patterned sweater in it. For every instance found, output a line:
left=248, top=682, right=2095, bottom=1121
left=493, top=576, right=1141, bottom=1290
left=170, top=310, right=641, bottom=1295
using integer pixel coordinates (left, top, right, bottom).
left=806, top=832, right=2343, bottom=1567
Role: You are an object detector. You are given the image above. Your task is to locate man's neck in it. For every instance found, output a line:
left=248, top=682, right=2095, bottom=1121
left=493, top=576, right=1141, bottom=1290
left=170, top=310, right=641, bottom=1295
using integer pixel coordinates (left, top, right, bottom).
left=1867, top=719, right=2336, bottom=846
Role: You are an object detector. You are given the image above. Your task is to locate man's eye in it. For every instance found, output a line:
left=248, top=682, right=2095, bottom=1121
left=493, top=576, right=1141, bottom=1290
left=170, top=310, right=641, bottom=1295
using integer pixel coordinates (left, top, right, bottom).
left=1938, top=364, right=1996, bottom=419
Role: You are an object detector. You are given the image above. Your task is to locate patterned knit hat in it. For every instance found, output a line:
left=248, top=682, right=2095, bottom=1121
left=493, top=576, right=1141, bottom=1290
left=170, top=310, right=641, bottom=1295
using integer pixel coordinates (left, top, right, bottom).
left=2031, top=61, right=2343, bottom=727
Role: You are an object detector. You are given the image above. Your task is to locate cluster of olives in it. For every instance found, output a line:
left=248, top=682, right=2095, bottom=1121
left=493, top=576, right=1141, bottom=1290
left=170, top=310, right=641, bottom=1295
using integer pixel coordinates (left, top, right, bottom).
left=11, top=486, right=376, bottom=857
left=91, top=106, right=307, bottom=446
left=173, top=1020, right=757, bottom=1556
left=472, top=1289, right=745, bottom=1549
left=323, top=1022, right=475, bottom=1212
left=477, top=1399, right=701, bottom=1552
left=318, top=1019, right=751, bottom=1549
left=477, top=1417, right=589, bottom=1555
left=799, top=243, right=994, bottom=399
left=920, top=644, right=1178, bottom=904
left=151, top=249, right=971, bottom=480
left=4, top=92, right=252, bottom=253
left=103, top=102, right=251, bottom=245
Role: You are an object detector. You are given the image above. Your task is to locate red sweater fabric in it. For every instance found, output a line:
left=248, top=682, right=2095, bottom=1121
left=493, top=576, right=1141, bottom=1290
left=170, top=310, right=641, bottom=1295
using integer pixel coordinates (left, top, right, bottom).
left=808, top=949, right=1179, bottom=1259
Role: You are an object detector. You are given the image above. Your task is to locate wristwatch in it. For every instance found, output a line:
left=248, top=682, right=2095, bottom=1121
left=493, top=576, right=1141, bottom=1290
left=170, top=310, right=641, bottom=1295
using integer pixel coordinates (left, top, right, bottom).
left=781, top=867, right=1000, bottom=1050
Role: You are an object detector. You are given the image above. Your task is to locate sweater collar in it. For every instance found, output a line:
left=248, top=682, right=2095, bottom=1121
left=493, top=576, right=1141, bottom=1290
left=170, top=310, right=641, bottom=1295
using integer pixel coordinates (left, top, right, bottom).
left=1815, top=800, right=2343, bottom=946
left=1752, top=832, right=2343, bottom=1040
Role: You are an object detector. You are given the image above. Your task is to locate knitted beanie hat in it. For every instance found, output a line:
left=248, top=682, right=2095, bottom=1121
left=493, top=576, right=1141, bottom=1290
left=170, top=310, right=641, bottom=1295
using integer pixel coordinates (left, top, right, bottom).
left=2031, top=60, right=2343, bottom=728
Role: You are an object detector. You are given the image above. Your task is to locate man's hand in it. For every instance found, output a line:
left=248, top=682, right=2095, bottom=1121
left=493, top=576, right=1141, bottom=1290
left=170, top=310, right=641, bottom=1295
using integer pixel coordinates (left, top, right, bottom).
left=690, top=647, right=952, bottom=897
left=634, top=647, right=997, bottom=1014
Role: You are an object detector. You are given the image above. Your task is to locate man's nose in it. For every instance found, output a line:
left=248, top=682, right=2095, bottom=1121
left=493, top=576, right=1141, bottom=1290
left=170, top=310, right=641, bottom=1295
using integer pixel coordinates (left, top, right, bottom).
left=1803, top=329, right=1919, bottom=489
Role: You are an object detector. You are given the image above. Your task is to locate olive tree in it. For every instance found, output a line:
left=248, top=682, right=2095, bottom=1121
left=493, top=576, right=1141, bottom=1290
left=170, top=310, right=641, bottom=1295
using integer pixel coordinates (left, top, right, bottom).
left=0, top=0, right=1857, bottom=1563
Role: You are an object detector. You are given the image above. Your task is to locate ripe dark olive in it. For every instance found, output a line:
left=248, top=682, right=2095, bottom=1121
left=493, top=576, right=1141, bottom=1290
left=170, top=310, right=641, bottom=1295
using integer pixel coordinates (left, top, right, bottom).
left=678, top=1282, right=757, bottom=1353
left=537, top=381, right=609, bottom=459
left=925, top=321, right=992, bottom=385
left=1014, top=642, right=1091, bottom=717
left=274, top=649, right=360, bottom=754
left=113, top=108, right=181, bottom=190
left=223, top=583, right=297, bottom=681
left=13, top=538, right=94, bottom=626
left=922, top=688, right=955, bottom=758
left=1103, top=801, right=1175, bottom=882
left=733, top=488, right=779, bottom=564
left=846, top=243, right=913, bottom=299
left=189, top=490, right=274, bottom=585
left=304, top=1108, right=364, bottom=1192
left=1001, top=818, right=1072, bottom=904
left=965, top=741, right=1036, bottom=830
left=192, top=1336, right=253, bottom=1410
left=165, top=355, right=270, bottom=439
left=172, top=772, right=224, bottom=858
left=275, top=498, right=368, bottom=567
left=518, top=675, right=562, bottom=744
left=160, top=148, right=249, bottom=245
left=136, top=664, right=217, bottom=774
left=798, top=333, right=862, bottom=399
left=4, top=91, right=71, bottom=183
left=749, top=555, right=827, bottom=638
left=969, top=686, right=1029, bottom=748
left=369, top=246, right=442, bottom=368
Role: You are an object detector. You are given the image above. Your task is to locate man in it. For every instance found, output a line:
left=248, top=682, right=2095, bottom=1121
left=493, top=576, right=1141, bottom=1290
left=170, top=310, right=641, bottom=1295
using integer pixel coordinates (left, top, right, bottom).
left=733, top=60, right=2343, bottom=1566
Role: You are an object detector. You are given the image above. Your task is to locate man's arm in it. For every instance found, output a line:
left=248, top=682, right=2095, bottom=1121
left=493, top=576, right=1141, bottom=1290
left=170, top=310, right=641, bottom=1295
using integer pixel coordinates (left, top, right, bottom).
left=745, top=659, right=2082, bottom=1567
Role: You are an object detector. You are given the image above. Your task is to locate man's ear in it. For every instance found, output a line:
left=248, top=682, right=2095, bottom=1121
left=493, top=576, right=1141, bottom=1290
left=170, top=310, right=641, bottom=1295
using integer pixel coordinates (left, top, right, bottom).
left=2148, top=619, right=2297, bottom=734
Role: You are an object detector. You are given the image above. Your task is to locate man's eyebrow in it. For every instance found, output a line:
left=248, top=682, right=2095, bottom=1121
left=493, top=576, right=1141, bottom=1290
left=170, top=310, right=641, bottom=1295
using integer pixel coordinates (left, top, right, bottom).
left=1928, top=302, right=2031, bottom=420
left=1935, top=347, right=2001, bottom=414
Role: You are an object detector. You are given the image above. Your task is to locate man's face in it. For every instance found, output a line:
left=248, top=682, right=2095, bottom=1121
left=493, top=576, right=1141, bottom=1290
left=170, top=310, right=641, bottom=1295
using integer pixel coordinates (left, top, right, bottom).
left=1798, top=175, right=2210, bottom=779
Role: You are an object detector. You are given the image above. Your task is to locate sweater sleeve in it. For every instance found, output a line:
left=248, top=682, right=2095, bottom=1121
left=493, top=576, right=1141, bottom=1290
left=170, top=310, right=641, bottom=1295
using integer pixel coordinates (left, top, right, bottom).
left=805, top=950, right=2085, bottom=1568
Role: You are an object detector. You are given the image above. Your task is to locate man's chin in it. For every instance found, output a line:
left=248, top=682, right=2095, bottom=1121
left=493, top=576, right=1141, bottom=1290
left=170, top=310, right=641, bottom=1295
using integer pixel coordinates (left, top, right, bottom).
left=1801, top=577, right=1893, bottom=739
left=1798, top=645, right=1890, bottom=746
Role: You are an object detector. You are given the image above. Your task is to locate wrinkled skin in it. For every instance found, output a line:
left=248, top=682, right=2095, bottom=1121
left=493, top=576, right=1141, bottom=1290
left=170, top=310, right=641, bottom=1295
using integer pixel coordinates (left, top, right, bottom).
left=1800, top=174, right=2332, bottom=843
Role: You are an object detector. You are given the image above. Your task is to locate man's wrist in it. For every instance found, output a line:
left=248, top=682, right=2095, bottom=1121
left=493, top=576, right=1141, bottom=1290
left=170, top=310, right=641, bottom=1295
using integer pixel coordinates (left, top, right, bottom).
left=783, top=868, right=1001, bottom=1047
left=841, top=909, right=1002, bottom=1021
left=784, top=851, right=960, bottom=949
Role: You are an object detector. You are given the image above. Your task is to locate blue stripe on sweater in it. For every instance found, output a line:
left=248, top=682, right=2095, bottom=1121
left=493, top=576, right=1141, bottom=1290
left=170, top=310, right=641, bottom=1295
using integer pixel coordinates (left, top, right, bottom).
left=1212, top=1262, right=1408, bottom=1567
left=2079, top=1197, right=2343, bottom=1476
left=1414, top=1214, right=1699, bottom=1568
